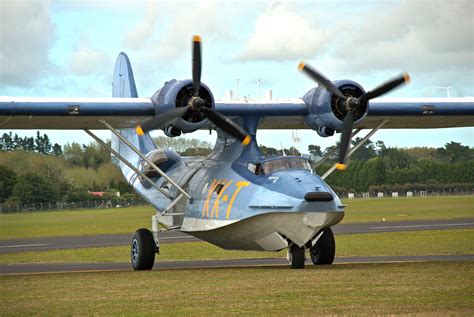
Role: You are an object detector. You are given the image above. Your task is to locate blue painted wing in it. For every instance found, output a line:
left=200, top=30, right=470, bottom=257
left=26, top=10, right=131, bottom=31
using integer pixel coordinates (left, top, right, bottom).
left=0, top=96, right=473, bottom=130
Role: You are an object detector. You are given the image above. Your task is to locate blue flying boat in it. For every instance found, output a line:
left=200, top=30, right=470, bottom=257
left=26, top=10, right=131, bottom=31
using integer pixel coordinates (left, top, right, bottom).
left=1, top=36, right=473, bottom=269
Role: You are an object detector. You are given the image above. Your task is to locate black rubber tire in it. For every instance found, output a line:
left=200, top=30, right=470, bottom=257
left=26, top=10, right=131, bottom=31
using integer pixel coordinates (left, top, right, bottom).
left=131, top=228, right=156, bottom=270
left=310, top=228, right=335, bottom=265
left=289, top=244, right=305, bottom=269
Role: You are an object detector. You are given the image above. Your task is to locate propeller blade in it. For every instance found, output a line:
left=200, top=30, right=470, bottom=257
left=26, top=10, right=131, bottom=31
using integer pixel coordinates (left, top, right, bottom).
left=192, top=35, right=202, bottom=96
left=136, top=106, right=190, bottom=135
left=201, top=107, right=251, bottom=145
left=360, top=73, right=410, bottom=103
left=336, top=111, right=354, bottom=171
left=298, top=61, right=346, bottom=99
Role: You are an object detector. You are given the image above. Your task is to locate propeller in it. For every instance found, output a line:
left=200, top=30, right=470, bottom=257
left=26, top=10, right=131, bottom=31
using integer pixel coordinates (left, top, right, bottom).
left=298, top=62, right=410, bottom=170
left=136, top=36, right=251, bottom=146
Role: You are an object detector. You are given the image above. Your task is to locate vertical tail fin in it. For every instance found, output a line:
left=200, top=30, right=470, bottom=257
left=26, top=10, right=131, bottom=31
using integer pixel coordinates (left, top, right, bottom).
left=111, top=53, right=156, bottom=181
left=112, top=52, right=138, bottom=98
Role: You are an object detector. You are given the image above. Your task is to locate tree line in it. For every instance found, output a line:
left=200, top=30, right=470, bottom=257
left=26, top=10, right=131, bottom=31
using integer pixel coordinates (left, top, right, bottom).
left=0, top=132, right=472, bottom=205
left=314, top=139, right=473, bottom=193
left=0, top=133, right=130, bottom=205
left=0, top=133, right=214, bottom=205
left=0, top=132, right=63, bottom=155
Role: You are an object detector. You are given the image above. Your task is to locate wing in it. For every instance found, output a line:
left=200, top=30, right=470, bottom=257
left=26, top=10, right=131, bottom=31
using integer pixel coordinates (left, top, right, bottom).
left=1, top=96, right=473, bottom=130
left=0, top=96, right=155, bottom=129
left=215, top=97, right=474, bottom=129
left=360, top=97, right=474, bottom=129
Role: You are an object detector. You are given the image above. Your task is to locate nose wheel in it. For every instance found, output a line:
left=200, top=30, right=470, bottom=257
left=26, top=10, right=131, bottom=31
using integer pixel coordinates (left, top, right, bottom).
left=288, top=244, right=305, bottom=269
left=131, top=228, right=157, bottom=270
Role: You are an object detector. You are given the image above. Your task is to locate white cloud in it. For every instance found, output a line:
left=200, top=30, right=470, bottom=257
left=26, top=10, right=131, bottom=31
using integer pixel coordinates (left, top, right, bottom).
left=0, top=0, right=55, bottom=87
left=334, top=0, right=474, bottom=74
left=237, top=4, right=326, bottom=61
left=69, top=47, right=107, bottom=76
left=124, top=1, right=235, bottom=61
left=123, top=2, right=160, bottom=49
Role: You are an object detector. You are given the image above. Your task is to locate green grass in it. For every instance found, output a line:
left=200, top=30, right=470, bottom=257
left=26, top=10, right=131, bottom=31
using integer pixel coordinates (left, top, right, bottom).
left=1, top=229, right=472, bottom=265
left=1, top=195, right=473, bottom=240
left=1, top=262, right=473, bottom=316
left=0, top=206, right=156, bottom=239
left=342, top=195, right=474, bottom=223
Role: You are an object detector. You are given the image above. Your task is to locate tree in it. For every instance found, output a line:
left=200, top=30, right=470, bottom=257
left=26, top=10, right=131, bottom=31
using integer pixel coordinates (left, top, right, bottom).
left=63, top=142, right=85, bottom=167
left=259, top=145, right=279, bottom=156
left=153, top=136, right=212, bottom=154
left=0, top=165, right=17, bottom=203
left=52, top=143, right=63, bottom=156
left=380, top=147, right=415, bottom=169
left=350, top=138, right=376, bottom=161
left=308, top=145, right=322, bottom=157
left=180, top=147, right=212, bottom=156
left=0, top=133, right=14, bottom=151
left=9, top=173, right=59, bottom=204
left=34, top=132, right=52, bottom=154
left=286, top=146, right=301, bottom=156
left=323, top=144, right=339, bottom=161
left=436, top=142, right=472, bottom=163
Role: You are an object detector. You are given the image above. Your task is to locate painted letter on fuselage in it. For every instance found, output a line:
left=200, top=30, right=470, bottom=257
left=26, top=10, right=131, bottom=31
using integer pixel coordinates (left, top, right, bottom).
left=201, top=179, right=250, bottom=219
left=226, top=181, right=250, bottom=219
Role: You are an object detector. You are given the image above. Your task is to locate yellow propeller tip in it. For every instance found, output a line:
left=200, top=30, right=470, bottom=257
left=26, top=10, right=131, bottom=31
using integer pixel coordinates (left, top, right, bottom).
left=135, top=125, right=145, bottom=136
left=403, top=73, right=411, bottom=84
left=297, top=61, right=306, bottom=71
left=193, top=35, right=201, bottom=42
left=242, top=135, right=251, bottom=146
left=335, top=163, right=347, bottom=171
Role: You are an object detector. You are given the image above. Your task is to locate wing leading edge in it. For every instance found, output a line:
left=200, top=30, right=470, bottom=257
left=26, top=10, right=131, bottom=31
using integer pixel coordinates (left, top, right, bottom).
left=0, top=96, right=473, bottom=130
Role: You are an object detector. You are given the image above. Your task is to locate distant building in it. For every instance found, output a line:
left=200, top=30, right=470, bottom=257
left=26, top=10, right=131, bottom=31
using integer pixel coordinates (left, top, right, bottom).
left=89, top=191, right=105, bottom=197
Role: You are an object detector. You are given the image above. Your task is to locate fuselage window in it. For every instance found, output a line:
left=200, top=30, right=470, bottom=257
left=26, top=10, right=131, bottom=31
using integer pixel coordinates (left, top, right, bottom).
left=214, top=183, right=224, bottom=195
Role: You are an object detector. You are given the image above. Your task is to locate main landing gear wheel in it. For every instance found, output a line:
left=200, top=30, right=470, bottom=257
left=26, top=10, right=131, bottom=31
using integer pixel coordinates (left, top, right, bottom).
left=288, top=244, right=305, bottom=269
left=310, top=228, right=335, bottom=265
left=131, top=228, right=156, bottom=270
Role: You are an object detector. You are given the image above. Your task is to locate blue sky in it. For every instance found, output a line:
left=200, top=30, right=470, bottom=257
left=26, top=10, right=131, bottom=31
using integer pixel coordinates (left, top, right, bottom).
left=1, top=0, right=473, bottom=152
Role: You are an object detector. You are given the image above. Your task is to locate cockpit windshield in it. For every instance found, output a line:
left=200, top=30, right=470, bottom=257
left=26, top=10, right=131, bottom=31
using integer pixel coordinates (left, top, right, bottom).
left=248, top=157, right=312, bottom=175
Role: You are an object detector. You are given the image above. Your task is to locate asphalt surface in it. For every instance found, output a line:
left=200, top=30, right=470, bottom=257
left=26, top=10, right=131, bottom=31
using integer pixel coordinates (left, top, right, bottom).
left=1, top=218, right=473, bottom=275
left=1, top=218, right=473, bottom=254
left=1, top=255, right=472, bottom=275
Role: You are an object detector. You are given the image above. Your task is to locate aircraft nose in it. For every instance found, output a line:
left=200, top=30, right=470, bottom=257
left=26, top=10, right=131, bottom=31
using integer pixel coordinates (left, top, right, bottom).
left=304, top=192, right=334, bottom=202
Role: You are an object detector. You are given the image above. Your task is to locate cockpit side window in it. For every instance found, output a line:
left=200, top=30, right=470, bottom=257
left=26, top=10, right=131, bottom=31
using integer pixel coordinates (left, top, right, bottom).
left=247, top=163, right=256, bottom=173
left=262, top=158, right=311, bottom=175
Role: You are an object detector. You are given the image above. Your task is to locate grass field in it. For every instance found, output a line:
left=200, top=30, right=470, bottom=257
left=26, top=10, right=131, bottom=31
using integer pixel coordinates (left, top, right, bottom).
left=1, top=262, right=473, bottom=315
left=342, top=195, right=474, bottom=223
left=1, top=196, right=473, bottom=315
left=1, top=195, right=473, bottom=240
left=1, top=229, right=472, bottom=265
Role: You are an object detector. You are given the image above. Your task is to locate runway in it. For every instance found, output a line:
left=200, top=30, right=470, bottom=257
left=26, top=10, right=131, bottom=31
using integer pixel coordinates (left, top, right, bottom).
left=1, top=218, right=473, bottom=275
left=1, top=218, right=473, bottom=254
left=1, top=255, right=472, bottom=275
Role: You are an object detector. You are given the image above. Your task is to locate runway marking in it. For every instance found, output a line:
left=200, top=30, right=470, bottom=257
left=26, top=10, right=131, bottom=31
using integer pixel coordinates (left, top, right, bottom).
left=370, top=223, right=474, bottom=230
left=0, top=243, right=49, bottom=249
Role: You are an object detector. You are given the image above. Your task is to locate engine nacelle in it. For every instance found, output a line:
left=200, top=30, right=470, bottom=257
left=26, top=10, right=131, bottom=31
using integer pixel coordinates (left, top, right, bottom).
left=151, top=79, right=214, bottom=135
left=303, top=80, right=368, bottom=136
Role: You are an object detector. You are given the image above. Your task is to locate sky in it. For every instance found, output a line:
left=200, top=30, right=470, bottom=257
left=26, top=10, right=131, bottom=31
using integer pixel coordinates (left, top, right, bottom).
left=0, top=0, right=473, bottom=152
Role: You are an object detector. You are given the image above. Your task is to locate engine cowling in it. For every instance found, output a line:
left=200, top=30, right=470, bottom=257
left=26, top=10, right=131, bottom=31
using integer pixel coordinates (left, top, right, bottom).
left=303, top=80, right=368, bottom=137
left=151, top=79, right=214, bottom=135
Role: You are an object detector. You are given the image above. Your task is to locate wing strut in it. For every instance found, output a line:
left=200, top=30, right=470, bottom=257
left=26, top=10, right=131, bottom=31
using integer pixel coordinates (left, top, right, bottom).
left=100, top=120, right=192, bottom=201
left=321, top=121, right=388, bottom=180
